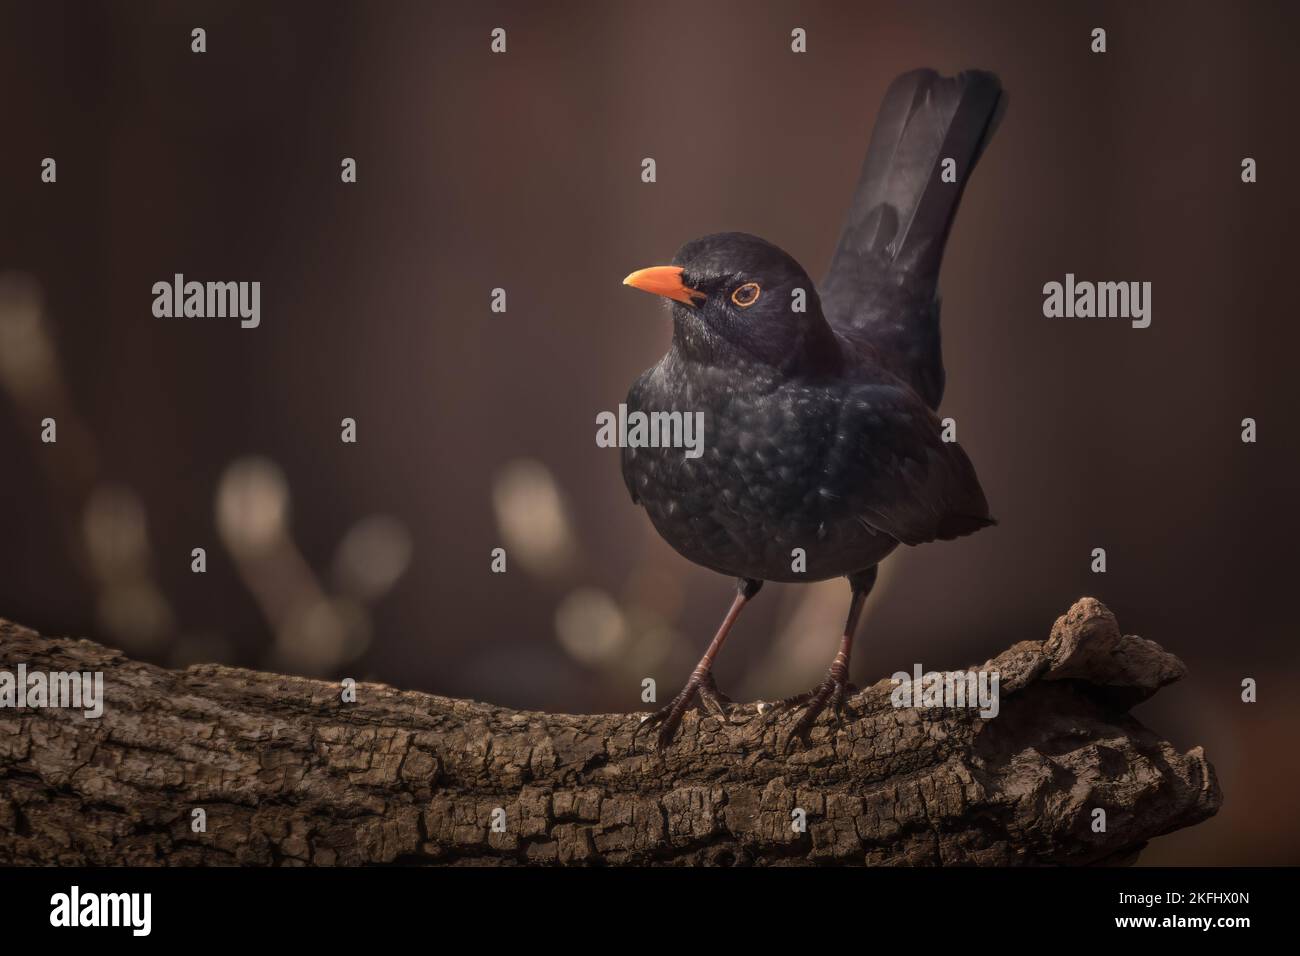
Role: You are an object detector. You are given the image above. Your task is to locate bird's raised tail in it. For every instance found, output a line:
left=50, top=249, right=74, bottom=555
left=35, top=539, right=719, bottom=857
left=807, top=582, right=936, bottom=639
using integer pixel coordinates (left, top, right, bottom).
left=821, top=68, right=1004, bottom=408
left=825, top=69, right=1003, bottom=294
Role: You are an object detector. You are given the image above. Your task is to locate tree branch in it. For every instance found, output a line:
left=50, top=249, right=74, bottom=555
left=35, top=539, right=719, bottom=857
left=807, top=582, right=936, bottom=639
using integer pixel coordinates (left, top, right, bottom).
left=0, top=598, right=1219, bottom=865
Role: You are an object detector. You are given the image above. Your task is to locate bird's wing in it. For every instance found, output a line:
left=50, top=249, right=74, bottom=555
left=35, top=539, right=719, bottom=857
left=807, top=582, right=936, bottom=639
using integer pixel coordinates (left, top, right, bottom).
left=818, top=381, right=994, bottom=546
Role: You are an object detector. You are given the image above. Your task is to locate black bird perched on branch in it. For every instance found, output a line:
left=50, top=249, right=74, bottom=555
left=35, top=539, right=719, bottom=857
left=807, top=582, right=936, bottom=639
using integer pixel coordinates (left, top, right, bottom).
left=621, top=69, right=1005, bottom=749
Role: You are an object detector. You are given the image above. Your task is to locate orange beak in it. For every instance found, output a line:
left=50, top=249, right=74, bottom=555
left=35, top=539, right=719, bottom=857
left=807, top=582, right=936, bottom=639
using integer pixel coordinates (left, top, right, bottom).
left=622, top=266, right=706, bottom=306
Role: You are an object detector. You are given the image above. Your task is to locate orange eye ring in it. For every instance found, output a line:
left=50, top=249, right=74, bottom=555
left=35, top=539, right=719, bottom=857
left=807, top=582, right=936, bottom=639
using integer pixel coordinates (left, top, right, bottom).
left=731, top=282, right=761, bottom=307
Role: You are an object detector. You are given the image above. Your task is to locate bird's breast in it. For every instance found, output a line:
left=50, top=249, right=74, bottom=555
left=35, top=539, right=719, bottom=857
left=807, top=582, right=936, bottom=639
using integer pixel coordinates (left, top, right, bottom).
left=621, top=368, right=895, bottom=581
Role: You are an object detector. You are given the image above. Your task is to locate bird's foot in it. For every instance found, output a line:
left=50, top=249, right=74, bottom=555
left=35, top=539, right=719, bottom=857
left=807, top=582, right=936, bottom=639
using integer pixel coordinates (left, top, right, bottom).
left=772, top=668, right=858, bottom=753
left=633, top=671, right=732, bottom=750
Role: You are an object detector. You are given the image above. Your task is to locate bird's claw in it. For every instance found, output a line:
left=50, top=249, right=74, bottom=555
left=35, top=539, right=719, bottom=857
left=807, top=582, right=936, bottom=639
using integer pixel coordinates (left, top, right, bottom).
left=632, top=672, right=733, bottom=751
left=771, top=673, right=858, bottom=752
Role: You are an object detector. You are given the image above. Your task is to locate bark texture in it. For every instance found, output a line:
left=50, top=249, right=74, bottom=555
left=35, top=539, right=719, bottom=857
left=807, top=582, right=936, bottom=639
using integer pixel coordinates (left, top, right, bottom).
left=0, top=598, right=1220, bottom=866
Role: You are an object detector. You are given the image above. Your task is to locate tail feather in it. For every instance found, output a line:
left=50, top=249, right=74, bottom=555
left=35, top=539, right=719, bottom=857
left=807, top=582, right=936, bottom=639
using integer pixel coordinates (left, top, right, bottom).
left=826, top=69, right=1004, bottom=294
left=822, top=69, right=1004, bottom=411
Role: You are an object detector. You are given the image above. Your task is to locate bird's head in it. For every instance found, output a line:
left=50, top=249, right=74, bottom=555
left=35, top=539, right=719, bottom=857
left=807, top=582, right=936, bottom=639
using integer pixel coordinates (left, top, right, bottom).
left=623, top=232, right=840, bottom=375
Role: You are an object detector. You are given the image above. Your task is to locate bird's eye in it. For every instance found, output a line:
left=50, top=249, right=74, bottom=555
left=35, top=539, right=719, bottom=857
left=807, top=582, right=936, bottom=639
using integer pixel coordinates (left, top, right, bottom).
left=731, top=282, right=761, bottom=307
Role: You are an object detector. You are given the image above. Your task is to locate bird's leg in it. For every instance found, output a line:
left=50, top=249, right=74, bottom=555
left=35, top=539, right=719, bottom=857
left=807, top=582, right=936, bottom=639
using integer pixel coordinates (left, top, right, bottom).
left=779, top=567, right=877, bottom=752
left=634, top=577, right=762, bottom=750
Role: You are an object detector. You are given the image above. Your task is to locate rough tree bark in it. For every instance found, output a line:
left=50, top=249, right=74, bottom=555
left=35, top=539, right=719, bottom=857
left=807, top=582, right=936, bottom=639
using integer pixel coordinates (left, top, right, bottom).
left=0, top=597, right=1219, bottom=866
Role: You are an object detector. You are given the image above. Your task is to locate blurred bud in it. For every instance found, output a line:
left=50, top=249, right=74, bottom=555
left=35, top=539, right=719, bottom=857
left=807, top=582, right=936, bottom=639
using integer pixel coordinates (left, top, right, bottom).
left=83, top=484, right=149, bottom=580
left=554, top=586, right=627, bottom=667
left=491, top=458, right=577, bottom=577
left=333, top=515, right=412, bottom=602
left=273, top=597, right=371, bottom=677
left=0, top=272, right=56, bottom=399
left=618, top=606, right=678, bottom=676
left=97, top=581, right=173, bottom=653
left=216, top=457, right=289, bottom=555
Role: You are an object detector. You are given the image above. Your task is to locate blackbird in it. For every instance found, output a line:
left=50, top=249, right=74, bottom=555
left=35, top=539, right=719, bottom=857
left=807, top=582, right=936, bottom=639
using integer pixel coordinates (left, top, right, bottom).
left=620, top=69, right=1005, bottom=750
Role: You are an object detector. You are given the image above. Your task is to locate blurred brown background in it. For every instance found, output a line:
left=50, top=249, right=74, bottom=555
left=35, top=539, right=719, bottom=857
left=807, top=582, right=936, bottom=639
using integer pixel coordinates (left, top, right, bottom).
left=1, top=0, right=1297, bottom=864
